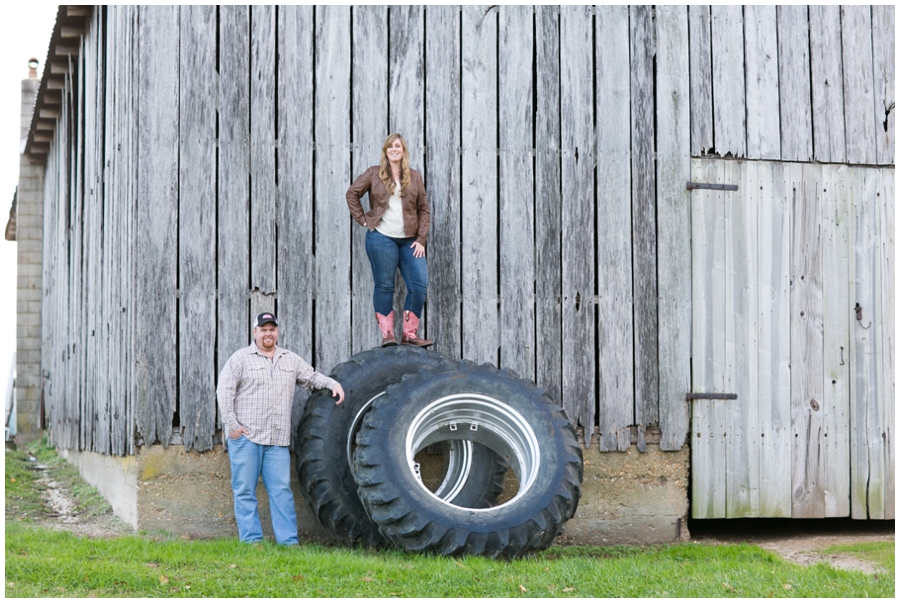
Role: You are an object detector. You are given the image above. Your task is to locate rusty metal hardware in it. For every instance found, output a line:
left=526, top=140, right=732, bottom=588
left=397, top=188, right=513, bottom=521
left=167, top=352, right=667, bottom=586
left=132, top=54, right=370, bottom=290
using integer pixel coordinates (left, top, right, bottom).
left=686, top=181, right=739, bottom=191
left=685, top=393, right=738, bottom=401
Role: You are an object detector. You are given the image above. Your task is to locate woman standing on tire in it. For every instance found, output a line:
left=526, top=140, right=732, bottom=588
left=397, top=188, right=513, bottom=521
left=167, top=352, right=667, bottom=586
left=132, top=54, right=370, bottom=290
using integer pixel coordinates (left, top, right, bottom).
left=346, top=133, right=433, bottom=348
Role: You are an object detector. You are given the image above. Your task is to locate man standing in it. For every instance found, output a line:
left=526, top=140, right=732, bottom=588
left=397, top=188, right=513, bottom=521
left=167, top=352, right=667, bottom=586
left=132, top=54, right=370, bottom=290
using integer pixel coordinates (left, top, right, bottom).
left=217, top=312, right=345, bottom=545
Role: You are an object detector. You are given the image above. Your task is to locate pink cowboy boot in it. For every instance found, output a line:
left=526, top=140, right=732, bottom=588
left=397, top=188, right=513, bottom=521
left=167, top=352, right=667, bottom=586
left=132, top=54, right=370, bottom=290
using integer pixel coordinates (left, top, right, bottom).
left=401, top=311, right=433, bottom=348
left=375, top=311, right=398, bottom=347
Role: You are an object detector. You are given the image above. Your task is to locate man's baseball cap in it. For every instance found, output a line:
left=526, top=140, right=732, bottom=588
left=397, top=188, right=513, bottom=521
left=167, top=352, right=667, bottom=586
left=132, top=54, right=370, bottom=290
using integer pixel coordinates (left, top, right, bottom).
left=253, top=312, right=278, bottom=328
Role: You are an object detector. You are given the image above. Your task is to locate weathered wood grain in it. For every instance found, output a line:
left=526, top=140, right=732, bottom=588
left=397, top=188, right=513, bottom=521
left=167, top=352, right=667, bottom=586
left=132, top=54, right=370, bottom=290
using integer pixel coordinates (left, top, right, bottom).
left=841, top=6, right=877, bottom=165
left=178, top=5, right=217, bottom=453
left=867, top=167, right=887, bottom=519
left=314, top=6, right=352, bottom=374
left=424, top=5, right=461, bottom=360
left=744, top=5, right=780, bottom=160
left=777, top=6, right=813, bottom=162
left=350, top=5, right=388, bottom=353
left=498, top=5, right=534, bottom=380
left=461, top=5, right=499, bottom=366
left=275, top=5, right=316, bottom=451
left=691, top=159, right=727, bottom=518
left=595, top=5, right=633, bottom=452
left=83, top=17, right=99, bottom=453
left=711, top=6, right=745, bottom=157
left=790, top=163, right=825, bottom=518
left=217, top=5, right=251, bottom=380
left=135, top=5, right=178, bottom=448
left=876, top=167, right=894, bottom=519
left=277, top=5, right=314, bottom=359
left=809, top=6, right=845, bottom=163
left=560, top=5, right=595, bottom=443
left=656, top=6, right=692, bottom=452
left=630, top=5, right=657, bottom=438
left=757, top=161, right=792, bottom=518
left=388, top=5, right=424, bottom=333
left=249, top=6, right=277, bottom=296
left=822, top=164, right=851, bottom=517
left=872, top=6, right=895, bottom=166
left=688, top=6, right=713, bottom=155
left=535, top=5, right=562, bottom=405
left=725, top=160, right=760, bottom=517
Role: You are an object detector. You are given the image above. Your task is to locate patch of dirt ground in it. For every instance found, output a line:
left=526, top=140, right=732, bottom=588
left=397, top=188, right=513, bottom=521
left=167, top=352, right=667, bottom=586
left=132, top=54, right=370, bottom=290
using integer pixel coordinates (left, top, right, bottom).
left=691, top=518, right=895, bottom=575
left=30, top=460, right=133, bottom=538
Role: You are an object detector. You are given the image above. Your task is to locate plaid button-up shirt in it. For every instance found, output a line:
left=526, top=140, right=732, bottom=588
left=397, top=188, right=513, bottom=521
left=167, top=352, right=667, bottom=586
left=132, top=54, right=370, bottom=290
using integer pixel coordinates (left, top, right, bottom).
left=216, top=343, right=338, bottom=446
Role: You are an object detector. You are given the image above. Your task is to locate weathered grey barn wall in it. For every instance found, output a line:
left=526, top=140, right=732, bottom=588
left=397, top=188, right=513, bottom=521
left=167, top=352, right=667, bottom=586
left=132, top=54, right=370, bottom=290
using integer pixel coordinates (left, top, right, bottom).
left=35, top=6, right=894, bottom=465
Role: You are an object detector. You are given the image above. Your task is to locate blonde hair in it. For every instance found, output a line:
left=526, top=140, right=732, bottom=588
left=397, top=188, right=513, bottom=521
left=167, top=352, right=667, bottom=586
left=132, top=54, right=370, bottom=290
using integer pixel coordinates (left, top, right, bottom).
left=378, top=133, right=411, bottom=197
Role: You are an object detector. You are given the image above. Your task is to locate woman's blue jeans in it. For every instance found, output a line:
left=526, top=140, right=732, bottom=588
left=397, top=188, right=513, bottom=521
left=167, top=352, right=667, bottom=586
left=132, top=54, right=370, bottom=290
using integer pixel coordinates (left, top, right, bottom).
left=227, top=435, right=298, bottom=545
left=365, top=229, right=428, bottom=316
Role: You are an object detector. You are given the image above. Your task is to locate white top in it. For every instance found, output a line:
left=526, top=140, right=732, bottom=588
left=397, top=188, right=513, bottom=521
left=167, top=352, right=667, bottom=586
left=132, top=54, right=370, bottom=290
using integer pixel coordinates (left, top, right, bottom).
left=375, top=181, right=406, bottom=238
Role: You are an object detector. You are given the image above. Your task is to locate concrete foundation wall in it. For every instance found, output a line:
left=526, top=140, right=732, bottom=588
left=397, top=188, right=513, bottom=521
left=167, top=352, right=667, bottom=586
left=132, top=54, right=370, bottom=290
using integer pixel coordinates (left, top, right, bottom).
left=66, top=442, right=690, bottom=545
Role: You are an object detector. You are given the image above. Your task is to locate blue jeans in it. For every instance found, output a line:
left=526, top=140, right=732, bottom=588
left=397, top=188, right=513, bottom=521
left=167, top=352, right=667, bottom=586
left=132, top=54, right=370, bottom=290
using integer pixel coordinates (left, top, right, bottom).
left=365, top=229, right=428, bottom=316
left=227, top=436, right=298, bottom=545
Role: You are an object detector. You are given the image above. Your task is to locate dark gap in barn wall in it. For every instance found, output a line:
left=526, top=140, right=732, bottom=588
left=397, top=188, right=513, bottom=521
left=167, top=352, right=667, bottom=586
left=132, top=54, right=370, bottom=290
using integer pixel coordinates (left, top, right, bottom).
left=347, top=6, right=354, bottom=339
left=708, top=8, right=717, bottom=154
left=651, top=26, right=660, bottom=434
left=494, top=7, right=501, bottom=368
left=457, top=6, right=464, bottom=349
left=627, top=7, right=637, bottom=427
left=386, top=7, right=392, bottom=131
left=421, top=7, right=429, bottom=341
left=531, top=7, right=538, bottom=379
left=592, top=7, right=601, bottom=434
left=274, top=6, right=280, bottom=308
left=803, top=5, right=817, bottom=154
left=311, top=5, right=317, bottom=257
left=173, top=8, right=182, bottom=431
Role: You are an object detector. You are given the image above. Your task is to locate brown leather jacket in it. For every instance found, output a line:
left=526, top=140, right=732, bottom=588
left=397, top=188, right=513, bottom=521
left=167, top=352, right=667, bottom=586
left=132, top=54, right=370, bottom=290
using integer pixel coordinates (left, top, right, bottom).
left=346, top=166, right=430, bottom=246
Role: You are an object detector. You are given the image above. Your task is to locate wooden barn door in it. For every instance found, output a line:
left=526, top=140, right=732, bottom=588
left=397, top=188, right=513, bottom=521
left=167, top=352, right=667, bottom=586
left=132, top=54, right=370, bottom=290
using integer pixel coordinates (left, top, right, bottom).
left=690, top=158, right=894, bottom=520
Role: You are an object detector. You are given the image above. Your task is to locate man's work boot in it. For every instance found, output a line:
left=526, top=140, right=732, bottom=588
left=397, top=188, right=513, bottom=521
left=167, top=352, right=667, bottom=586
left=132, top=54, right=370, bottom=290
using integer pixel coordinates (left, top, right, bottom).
left=376, top=311, right=397, bottom=347
left=401, top=311, right=433, bottom=348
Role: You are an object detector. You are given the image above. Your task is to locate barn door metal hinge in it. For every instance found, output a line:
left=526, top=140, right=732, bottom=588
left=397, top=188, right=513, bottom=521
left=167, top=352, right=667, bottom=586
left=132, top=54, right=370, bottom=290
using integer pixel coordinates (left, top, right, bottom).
left=685, top=393, right=738, bottom=401
left=686, top=181, right=739, bottom=191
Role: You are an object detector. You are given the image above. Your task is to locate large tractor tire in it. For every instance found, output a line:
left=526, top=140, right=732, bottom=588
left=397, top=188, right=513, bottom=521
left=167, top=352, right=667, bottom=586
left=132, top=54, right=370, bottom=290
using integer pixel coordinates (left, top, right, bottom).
left=353, top=359, right=583, bottom=559
left=296, top=347, right=508, bottom=547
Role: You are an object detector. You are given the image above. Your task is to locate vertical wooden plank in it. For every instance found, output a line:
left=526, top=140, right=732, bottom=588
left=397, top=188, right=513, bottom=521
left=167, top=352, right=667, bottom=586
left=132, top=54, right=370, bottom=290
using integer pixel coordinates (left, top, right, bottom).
left=178, top=5, right=217, bottom=453
left=757, top=161, right=792, bottom=517
left=389, top=5, right=424, bottom=162
left=498, top=5, right=534, bottom=379
left=560, top=5, right=594, bottom=442
left=127, top=4, right=139, bottom=454
left=425, top=6, right=461, bottom=360
left=277, top=6, right=315, bottom=359
left=135, top=5, right=178, bottom=447
left=726, top=160, right=760, bottom=517
left=841, top=5, right=877, bottom=166
left=218, top=5, right=250, bottom=378
left=790, top=163, right=825, bottom=517
left=777, top=6, right=813, bottom=162
left=388, top=5, right=424, bottom=333
left=535, top=5, right=561, bottom=404
left=250, top=6, right=277, bottom=296
left=822, top=164, right=851, bottom=517
left=314, top=6, right=352, bottom=374
left=866, top=167, right=887, bottom=519
left=656, top=6, right=692, bottom=452
left=689, top=6, right=713, bottom=156
left=711, top=5, right=745, bottom=157
left=872, top=6, right=895, bottom=166
left=848, top=167, right=869, bottom=518
left=631, top=5, right=657, bottom=440
left=691, top=158, right=727, bottom=518
left=876, top=167, right=894, bottom=518
left=744, top=5, right=780, bottom=160
left=461, top=5, right=498, bottom=366
left=277, top=6, right=315, bottom=447
left=809, top=6, right=846, bottom=163
left=349, top=5, right=388, bottom=353
left=596, top=5, right=633, bottom=452
left=83, top=15, right=99, bottom=452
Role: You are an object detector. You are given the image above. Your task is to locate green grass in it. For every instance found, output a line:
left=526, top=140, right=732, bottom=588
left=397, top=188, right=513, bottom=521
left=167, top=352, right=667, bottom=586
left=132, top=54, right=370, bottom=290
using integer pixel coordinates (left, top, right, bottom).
left=824, top=542, right=895, bottom=574
left=5, top=440, right=895, bottom=598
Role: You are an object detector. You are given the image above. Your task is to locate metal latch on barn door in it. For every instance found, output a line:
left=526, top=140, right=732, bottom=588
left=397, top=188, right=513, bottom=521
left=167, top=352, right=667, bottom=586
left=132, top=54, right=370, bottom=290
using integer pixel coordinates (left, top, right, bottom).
left=686, top=181, right=739, bottom=191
